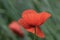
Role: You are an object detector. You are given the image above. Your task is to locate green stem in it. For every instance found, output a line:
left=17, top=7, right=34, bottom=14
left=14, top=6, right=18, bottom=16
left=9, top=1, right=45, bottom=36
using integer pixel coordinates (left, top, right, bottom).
left=34, top=27, right=36, bottom=40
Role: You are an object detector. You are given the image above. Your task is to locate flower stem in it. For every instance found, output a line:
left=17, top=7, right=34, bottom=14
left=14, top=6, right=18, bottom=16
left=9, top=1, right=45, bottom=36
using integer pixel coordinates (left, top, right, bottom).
left=34, top=27, right=36, bottom=40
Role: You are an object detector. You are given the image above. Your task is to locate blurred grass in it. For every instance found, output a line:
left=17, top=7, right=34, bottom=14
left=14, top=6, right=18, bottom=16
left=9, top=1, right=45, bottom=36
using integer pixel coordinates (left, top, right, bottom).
left=0, top=0, right=60, bottom=40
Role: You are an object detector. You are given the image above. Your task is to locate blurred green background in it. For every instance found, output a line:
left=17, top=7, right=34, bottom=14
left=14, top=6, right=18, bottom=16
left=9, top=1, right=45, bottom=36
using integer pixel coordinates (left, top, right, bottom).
left=0, top=0, right=60, bottom=40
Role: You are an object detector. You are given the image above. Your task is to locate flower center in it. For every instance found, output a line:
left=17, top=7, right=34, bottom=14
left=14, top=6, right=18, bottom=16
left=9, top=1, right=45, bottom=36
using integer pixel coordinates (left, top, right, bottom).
left=29, top=25, right=35, bottom=27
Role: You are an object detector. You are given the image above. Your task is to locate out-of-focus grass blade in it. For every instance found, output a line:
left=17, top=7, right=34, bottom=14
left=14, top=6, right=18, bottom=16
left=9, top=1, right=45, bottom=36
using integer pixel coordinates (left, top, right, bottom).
left=40, top=22, right=55, bottom=40
left=0, top=17, right=18, bottom=40
left=1, top=0, right=20, bottom=20
left=19, top=26, right=31, bottom=40
left=46, top=19, right=60, bottom=40
left=0, top=9, right=5, bottom=13
left=0, top=24, right=18, bottom=40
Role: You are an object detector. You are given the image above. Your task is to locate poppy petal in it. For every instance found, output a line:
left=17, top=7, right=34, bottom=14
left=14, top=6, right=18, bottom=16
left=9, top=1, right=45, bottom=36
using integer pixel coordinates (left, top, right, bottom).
left=22, top=9, right=37, bottom=25
left=24, top=26, right=45, bottom=38
left=38, top=12, right=51, bottom=25
left=36, top=27, right=45, bottom=38
left=18, top=18, right=32, bottom=29
left=22, top=9, right=37, bottom=15
left=9, top=21, right=24, bottom=37
left=26, top=27, right=35, bottom=34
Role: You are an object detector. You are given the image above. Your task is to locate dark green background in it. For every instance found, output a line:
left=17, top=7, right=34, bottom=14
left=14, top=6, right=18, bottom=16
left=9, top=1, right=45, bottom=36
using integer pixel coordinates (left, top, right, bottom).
left=0, top=0, right=60, bottom=40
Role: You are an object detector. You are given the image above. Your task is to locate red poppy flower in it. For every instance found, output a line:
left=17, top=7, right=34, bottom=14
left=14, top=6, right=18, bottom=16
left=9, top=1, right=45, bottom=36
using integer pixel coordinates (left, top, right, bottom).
left=18, top=9, right=51, bottom=38
left=8, top=21, right=24, bottom=37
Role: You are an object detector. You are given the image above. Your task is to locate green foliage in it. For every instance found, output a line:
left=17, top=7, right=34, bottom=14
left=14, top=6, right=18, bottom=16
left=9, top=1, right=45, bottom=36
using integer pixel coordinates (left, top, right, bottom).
left=0, top=0, right=60, bottom=40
